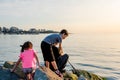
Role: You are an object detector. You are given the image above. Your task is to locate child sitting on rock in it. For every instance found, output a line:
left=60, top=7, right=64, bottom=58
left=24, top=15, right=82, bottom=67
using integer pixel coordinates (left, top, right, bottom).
left=11, top=41, right=41, bottom=80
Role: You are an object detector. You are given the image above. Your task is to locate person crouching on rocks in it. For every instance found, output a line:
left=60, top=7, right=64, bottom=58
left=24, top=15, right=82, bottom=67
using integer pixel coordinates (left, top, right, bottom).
left=11, top=41, right=41, bottom=80
left=40, top=29, right=69, bottom=78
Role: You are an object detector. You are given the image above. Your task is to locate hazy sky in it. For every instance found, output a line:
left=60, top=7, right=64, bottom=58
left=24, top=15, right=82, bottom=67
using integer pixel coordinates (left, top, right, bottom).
left=0, top=0, right=120, bottom=33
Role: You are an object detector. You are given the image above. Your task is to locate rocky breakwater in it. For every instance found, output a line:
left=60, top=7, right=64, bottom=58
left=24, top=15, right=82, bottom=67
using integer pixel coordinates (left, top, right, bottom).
left=0, top=61, right=107, bottom=80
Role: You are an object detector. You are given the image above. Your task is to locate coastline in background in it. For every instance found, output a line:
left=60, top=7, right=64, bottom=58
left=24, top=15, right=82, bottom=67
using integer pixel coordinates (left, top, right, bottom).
left=0, top=26, right=59, bottom=34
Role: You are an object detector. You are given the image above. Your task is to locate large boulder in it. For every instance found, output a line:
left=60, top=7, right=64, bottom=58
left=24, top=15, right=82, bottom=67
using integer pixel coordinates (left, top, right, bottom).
left=34, top=67, right=62, bottom=80
left=63, top=72, right=78, bottom=80
left=71, top=69, right=106, bottom=80
left=3, top=61, right=25, bottom=78
left=0, top=66, right=19, bottom=80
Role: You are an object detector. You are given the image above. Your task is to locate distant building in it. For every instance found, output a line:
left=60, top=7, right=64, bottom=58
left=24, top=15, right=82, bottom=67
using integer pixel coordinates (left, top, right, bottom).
left=9, top=27, right=19, bottom=34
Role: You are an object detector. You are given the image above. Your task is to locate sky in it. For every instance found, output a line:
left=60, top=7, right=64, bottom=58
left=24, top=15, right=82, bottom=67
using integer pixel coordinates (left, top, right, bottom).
left=0, top=0, right=120, bottom=33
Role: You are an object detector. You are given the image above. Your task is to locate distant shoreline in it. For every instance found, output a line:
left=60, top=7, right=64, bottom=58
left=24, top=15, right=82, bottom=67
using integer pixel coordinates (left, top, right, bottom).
left=0, top=31, right=59, bottom=35
left=0, top=26, right=59, bottom=35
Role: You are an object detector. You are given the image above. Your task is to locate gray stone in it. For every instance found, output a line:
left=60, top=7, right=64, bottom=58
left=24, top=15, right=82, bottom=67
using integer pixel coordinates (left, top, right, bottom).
left=0, top=66, right=19, bottom=80
left=34, top=67, right=62, bottom=80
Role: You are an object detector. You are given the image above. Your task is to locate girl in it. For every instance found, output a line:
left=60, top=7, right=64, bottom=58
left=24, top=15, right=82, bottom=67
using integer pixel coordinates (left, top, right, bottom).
left=11, top=41, right=41, bottom=80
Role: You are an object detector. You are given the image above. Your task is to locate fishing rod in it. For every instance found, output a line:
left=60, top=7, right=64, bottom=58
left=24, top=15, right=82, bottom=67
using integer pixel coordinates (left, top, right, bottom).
left=68, top=60, right=76, bottom=71
left=68, top=60, right=80, bottom=77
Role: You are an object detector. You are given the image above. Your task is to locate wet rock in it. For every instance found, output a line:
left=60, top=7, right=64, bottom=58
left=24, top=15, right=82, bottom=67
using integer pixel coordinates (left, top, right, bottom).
left=0, top=66, right=19, bottom=80
left=3, top=61, right=25, bottom=78
left=72, top=69, right=106, bottom=80
left=34, top=67, right=62, bottom=80
left=63, top=72, right=78, bottom=80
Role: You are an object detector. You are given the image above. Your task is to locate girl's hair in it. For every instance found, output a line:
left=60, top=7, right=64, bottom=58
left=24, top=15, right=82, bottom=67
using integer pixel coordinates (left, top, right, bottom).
left=20, top=41, right=33, bottom=52
left=60, top=29, right=68, bottom=36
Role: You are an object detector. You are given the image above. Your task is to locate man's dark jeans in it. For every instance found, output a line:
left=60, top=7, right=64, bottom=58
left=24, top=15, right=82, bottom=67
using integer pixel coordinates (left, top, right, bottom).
left=50, top=46, right=69, bottom=72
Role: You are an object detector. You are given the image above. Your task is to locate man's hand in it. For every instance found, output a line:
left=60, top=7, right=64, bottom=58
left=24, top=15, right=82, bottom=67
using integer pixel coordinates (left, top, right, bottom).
left=59, top=50, right=64, bottom=55
left=54, top=69, right=63, bottom=78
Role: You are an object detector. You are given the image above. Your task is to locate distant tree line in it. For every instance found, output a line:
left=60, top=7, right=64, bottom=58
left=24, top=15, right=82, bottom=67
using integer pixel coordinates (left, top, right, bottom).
left=0, top=26, right=59, bottom=34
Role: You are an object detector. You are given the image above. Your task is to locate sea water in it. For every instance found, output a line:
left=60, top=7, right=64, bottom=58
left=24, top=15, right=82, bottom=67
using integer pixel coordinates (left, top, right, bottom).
left=0, top=33, right=120, bottom=80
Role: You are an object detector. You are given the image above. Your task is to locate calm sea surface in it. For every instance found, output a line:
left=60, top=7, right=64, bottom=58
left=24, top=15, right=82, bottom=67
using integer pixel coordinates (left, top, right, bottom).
left=0, top=33, right=120, bottom=80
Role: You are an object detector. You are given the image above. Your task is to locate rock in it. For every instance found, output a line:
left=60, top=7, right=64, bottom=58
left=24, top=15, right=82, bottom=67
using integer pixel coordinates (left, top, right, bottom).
left=0, top=66, right=19, bottom=80
left=34, top=67, right=62, bottom=80
left=34, top=68, right=49, bottom=80
left=78, top=75, right=87, bottom=80
left=72, top=69, right=106, bottom=80
left=63, top=72, right=78, bottom=80
left=3, top=61, right=25, bottom=78
left=3, top=61, right=15, bottom=68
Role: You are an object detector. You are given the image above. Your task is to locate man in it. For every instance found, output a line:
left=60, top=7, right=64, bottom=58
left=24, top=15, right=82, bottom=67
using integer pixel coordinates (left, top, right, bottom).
left=41, top=29, right=69, bottom=77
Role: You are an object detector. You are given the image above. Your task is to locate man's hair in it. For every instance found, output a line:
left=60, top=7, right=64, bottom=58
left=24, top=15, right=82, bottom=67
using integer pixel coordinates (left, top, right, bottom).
left=60, top=29, right=68, bottom=36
